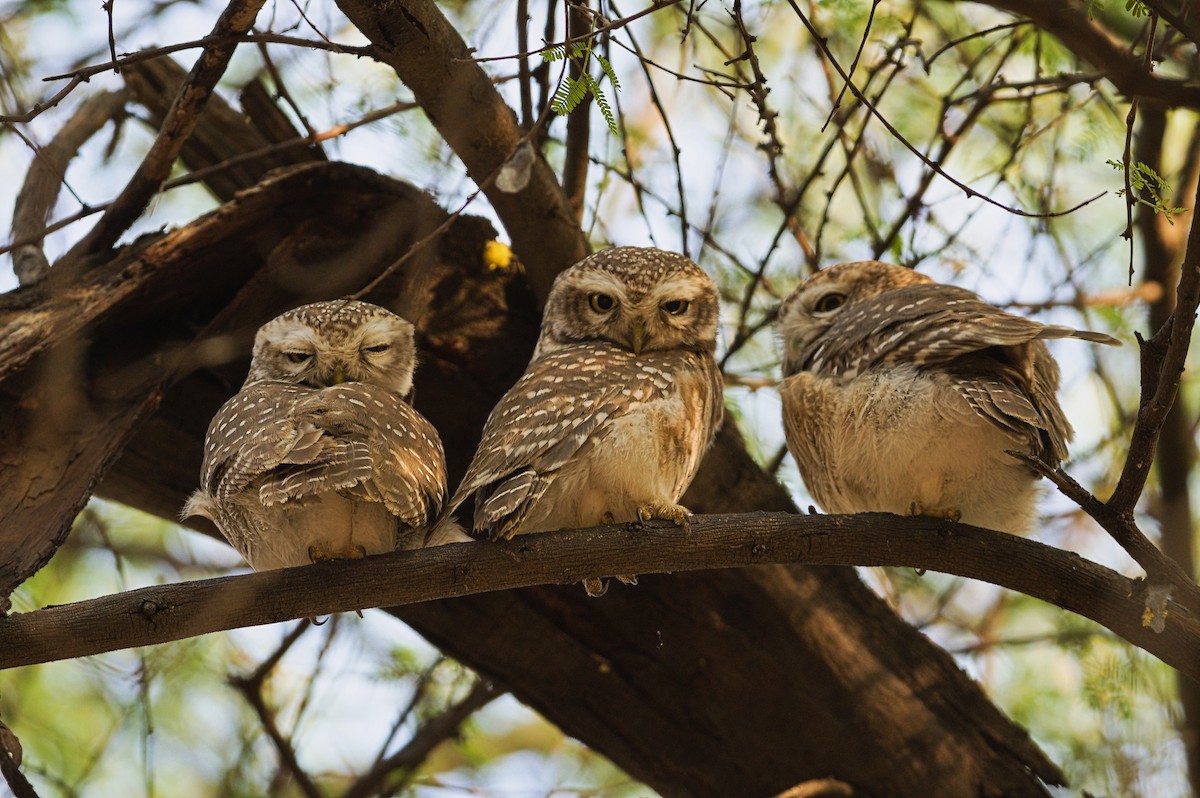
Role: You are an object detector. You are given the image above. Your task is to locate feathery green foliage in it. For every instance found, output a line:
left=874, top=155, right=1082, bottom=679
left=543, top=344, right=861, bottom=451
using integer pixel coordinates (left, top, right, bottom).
left=542, top=37, right=621, bottom=134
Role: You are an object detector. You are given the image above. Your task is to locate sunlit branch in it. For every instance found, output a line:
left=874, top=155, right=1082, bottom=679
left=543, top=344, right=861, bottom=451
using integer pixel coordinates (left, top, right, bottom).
left=2, top=512, right=1198, bottom=681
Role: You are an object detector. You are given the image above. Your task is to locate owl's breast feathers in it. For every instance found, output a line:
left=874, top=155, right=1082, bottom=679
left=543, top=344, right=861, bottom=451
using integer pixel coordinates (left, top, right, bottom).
left=448, top=343, right=721, bottom=540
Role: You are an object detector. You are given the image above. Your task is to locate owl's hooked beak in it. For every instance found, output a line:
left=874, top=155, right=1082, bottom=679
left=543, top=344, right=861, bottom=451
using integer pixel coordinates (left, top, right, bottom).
left=628, top=322, right=646, bottom=355
left=330, top=365, right=348, bottom=384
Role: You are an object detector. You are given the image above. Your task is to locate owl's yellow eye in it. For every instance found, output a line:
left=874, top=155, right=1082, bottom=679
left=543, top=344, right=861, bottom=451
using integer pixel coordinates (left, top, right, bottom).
left=813, top=293, right=846, bottom=313
left=362, top=343, right=391, bottom=353
left=588, top=293, right=615, bottom=313
left=662, top=299, right=689, bottom=315
left=285, top=351, right=312, bottom=364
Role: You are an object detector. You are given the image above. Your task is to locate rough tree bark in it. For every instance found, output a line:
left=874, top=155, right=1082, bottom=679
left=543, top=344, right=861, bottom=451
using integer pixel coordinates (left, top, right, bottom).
left=1135, top=102, right=1200, bottom=796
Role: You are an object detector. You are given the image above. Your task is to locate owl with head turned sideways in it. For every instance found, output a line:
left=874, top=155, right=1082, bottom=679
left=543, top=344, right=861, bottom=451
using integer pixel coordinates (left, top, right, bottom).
left=777, top=261, right=1120, bottom=534
left=446, top=246, right=725, bottom=595
left=184, top=300, right=466, bottom=571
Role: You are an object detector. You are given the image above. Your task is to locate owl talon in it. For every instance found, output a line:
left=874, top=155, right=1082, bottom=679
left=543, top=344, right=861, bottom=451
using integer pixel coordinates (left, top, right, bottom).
left=637, top=503, right=692, bottom=526
left=908, top=502, right=960, bottom=523
left=307, top=543, right=369, bottom=563
left=616, top=574, right=638, bottom=587
left=583, top=577, right=609, bottom=597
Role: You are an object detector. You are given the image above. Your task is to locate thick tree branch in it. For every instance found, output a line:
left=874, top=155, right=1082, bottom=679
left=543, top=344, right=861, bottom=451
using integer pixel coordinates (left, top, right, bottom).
left=3, top=513, right=1197, bottom=681
left=10, top=89, right=128, bottom=285
left=1135, top=105, right=1200, bottom=792
left=60, top=0, right=267, bottom=265
left=1111, top=142, right=1200, bottom=510
left=971, top=0, right=1200, bottom=108
left=334, top=0, right=588, bottom=302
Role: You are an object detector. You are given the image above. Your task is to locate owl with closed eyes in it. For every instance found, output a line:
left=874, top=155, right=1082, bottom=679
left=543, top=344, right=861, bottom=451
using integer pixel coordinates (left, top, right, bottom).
left=778, top=261, right=1119, bottom=533
left=184, top=300, right=463, bottom=571
left=447, top=247, right=724, bottom=595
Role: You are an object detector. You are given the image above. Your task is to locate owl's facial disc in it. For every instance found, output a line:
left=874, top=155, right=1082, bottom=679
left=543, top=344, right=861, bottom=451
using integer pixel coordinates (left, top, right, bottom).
left=534, top=247, right=719, bottom=360
left=247, top=303, right=416, bottom=396
left=574, top=271, right=713, bottom=354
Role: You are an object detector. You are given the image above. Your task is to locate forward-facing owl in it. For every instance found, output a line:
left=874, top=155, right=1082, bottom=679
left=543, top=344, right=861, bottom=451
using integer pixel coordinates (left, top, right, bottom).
left=185, top=300, right=462, bottom=571
left=778, top=261, right=1119, bottom=533
left=446, top=247, right=724, bottom=595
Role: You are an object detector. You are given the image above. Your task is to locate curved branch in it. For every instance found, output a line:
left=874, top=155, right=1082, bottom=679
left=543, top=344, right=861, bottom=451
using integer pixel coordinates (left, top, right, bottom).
left=335, top=0, right=588, bottom=302
left=1110, top=129, right=1200, bottom=509
left=10, top=89, right=128, bottom=285
left=2, top=512, right=1196, bottom=680
left=973, top=0, right=1200, bottom=108
left=59, top=0, right=267, bottom=265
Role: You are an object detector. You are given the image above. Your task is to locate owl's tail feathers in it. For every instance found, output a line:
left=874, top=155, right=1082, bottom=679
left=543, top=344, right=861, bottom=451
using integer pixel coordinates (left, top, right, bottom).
left=181, top=490, right=216, bottom=522
left=1037, top=326, right=1122, bottom=347
left=423, top=516, right=473, bottom=547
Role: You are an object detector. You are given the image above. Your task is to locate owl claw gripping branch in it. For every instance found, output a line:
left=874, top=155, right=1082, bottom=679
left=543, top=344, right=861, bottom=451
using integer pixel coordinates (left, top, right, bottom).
left=778, top=261, right=1120, bottom=535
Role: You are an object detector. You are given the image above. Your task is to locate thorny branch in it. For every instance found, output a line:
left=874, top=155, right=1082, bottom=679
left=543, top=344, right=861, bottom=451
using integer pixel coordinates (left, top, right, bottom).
left=1117, top=13, right=1161, bottom=281
left=784, top=0, right=1105, bottom=220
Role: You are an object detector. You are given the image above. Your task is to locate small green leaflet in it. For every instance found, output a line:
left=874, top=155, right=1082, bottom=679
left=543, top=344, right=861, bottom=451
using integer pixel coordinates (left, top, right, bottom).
left=541, top=39, right=621, bottom=134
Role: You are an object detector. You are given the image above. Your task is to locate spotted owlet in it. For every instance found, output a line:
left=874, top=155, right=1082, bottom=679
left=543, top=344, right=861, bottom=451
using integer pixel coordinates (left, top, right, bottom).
left=446, top=247, right=724, bottom=595
left=184, top=300, right=463, bottom=571
left=778, top=261, right=1119, bottom=533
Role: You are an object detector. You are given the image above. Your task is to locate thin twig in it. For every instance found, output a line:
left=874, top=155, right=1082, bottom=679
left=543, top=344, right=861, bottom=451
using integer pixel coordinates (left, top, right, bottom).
left=228, top=622, right=321, bottom=798
left=820, top=0, right=879, bottom=132
left=0, top=33, right=370, bottom=126
left=342, top=679, right=501, bottom=798
left=784, top=0, right=1104, bottom=220
left=103, top=0, right=119, bottom=74
left=60, top=0, right=269, bottom=265
left=469, top=0, right=682, bottom=63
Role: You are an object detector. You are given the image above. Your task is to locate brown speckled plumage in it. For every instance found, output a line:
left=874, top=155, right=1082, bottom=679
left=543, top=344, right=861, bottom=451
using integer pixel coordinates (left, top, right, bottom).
left=447, top=247, right=724, bottom=593
left=778, top=261, right=1119, bottom=533
left=184, top=300, right=460, bottom=570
